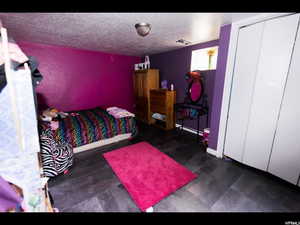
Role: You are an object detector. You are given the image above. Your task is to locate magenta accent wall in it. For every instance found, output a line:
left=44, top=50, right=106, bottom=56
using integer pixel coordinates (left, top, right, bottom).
left=17, top=41, right=141, bottom=112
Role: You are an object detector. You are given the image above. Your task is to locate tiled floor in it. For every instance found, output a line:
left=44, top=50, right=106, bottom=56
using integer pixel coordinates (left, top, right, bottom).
left=48, top=122, right=300, bottom=212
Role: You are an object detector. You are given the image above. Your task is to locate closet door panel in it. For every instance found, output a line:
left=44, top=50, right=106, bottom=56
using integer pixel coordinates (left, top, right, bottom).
left=268, top=21, right=300, bottom=185
left=224, top=22, right=264, bottom=162
left=242, top=14, right=300, bottom=171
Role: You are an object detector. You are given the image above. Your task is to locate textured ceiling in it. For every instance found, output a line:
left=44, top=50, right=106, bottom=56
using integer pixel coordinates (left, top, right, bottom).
left=0, top=13, right=260, bottom=56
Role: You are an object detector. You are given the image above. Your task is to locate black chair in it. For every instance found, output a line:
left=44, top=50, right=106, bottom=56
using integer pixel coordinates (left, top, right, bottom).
left=174, top=70, right=209, bottom=141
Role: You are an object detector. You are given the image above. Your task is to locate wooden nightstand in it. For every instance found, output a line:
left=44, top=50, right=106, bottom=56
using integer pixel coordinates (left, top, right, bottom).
left=149, top=89, right=176, bottom=130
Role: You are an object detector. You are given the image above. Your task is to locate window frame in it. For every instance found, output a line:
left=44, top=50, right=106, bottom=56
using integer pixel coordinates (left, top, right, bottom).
left=190, top=46, right=219, bottom=71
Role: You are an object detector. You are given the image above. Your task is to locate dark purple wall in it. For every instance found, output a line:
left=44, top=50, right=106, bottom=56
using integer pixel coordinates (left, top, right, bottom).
left=149, top=24, right=231, bottom=150
left=149, top=40, right=219, bottom=131
left=208, top=24, right=232, bottom=150
left=18, top=41, right=141, bottom=113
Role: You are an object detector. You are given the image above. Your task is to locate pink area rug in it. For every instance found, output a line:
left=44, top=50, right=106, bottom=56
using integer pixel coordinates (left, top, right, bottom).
left=103, top=141, right=197, bottom=211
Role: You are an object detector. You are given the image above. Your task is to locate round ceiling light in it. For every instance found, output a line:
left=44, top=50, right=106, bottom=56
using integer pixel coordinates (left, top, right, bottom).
left=135, top=23, right=151, bottom=37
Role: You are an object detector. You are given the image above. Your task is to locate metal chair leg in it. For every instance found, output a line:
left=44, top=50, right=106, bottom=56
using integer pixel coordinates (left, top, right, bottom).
left=197, top=115, right=200, bottom=142
left=206, top=113, right=209, bottom=128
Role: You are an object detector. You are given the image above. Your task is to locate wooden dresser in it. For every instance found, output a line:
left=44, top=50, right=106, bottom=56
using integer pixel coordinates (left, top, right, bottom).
left=150, top=89, right=176, bottom=130
left=133, top=69, right=159, bottom=124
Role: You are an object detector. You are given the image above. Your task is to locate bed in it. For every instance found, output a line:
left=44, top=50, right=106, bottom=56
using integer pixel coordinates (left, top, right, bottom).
left=40, top=107, right=138, bottom=153
left=38, top=107, right=137, bottom=177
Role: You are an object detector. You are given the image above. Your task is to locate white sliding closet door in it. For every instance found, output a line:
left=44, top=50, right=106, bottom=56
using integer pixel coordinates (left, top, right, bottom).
left=242, top=14, right=299, bottom=171
left=224, top=22, right=265, bottom=162
left=267, top=19, right=300, bottom=185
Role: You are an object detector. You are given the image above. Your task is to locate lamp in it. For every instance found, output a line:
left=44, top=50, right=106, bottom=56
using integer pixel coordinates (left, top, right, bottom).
left=135, top=23, right=151, bottom=37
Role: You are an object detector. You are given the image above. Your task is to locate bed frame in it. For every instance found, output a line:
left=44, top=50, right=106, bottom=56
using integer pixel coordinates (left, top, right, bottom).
left=73, top=133, right=132, bottom=154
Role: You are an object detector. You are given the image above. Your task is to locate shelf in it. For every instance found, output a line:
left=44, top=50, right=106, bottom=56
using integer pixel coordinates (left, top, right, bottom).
left=149, top=89, right=176, bottom=130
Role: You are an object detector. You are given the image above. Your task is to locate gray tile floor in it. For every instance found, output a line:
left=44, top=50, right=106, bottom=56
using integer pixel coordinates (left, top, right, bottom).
left=48, top=122, right=300, bottom=212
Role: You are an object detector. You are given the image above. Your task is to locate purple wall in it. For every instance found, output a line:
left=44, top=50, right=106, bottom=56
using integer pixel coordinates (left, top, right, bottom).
left=149, top=40, right=219, bottom=131
left=18, top=41, right=141, bottom=113
left=208, top=24, right=232, bottom=150
left=149, top=24, right=231, bottom=150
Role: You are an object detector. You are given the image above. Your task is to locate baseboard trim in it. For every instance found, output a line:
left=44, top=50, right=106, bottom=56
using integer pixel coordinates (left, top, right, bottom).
left=175, top=123, right=203, bottom=136
left=206, top=147, right=217, bottom=156
left=175, top=123, right=219, bottom=158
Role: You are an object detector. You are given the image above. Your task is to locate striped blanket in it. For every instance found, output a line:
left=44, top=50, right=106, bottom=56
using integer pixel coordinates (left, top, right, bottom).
left=44, top=107, right=137, bottom=148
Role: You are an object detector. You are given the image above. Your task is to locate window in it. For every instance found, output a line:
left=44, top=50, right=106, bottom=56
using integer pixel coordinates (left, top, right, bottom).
left=190, top=46, right=218, bottom=71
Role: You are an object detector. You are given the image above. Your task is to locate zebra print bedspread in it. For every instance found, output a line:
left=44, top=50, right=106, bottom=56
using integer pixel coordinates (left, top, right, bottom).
left=40, top=128, right=73, bottom=177
left=50, top=107, right=137, bottom=148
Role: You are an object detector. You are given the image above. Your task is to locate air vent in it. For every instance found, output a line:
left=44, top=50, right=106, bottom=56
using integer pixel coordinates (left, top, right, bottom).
left=176, top=39, right=191, bottom=45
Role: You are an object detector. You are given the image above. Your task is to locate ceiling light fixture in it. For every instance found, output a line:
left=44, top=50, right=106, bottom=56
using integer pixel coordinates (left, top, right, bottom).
left=135, top=23, right=151, bottom=37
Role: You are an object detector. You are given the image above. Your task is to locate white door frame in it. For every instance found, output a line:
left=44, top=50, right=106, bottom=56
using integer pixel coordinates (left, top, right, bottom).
left=215, top=13, right=294, bottom=158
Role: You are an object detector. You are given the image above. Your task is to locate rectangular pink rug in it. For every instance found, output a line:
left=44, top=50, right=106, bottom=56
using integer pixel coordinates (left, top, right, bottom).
left=103, top=141, right=197, bottom=211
